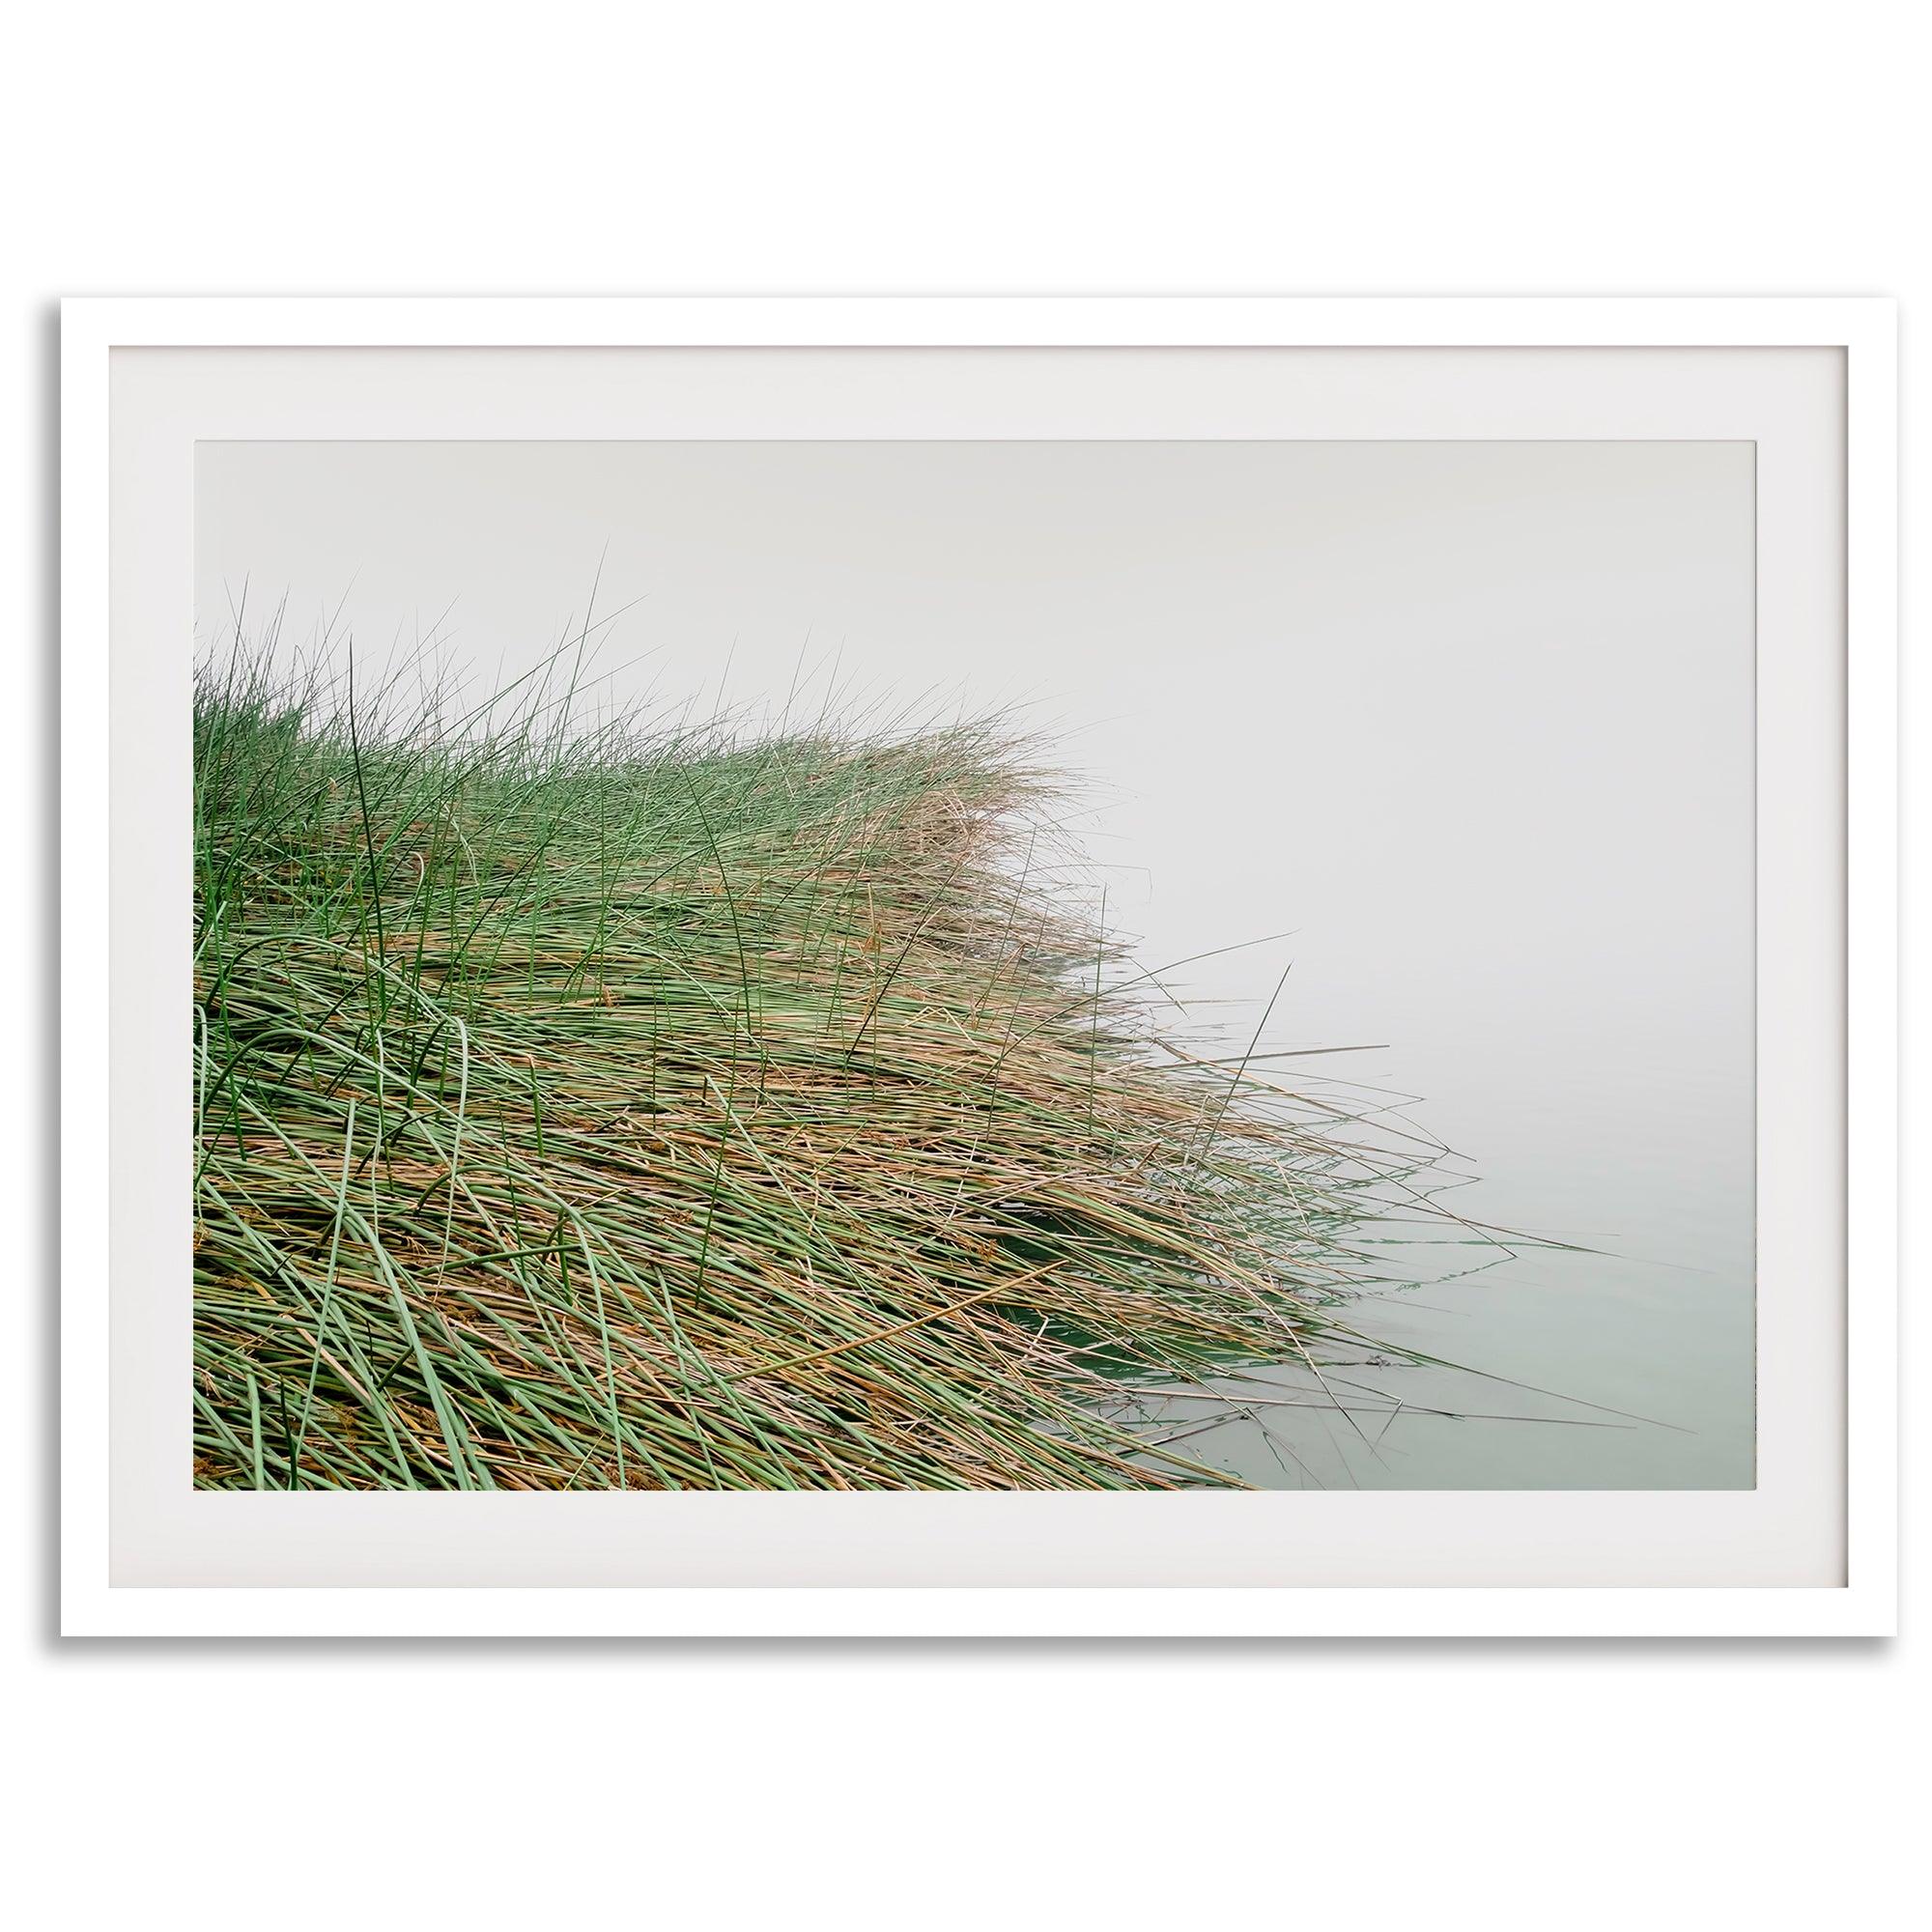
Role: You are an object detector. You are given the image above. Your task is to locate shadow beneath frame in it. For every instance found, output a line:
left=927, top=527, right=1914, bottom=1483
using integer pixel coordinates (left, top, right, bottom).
left=32, top=298, right=63, bottom=1652
left=35, top=1634, right=1895, bottom=1661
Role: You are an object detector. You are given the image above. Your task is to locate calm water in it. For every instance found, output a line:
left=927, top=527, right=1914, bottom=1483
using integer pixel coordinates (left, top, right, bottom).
left=1138, top=1036, right=1756, bottom=1491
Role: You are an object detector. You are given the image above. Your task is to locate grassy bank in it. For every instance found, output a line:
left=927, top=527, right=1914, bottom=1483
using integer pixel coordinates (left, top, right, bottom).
left=192, top=639, right=1439, bottom=1490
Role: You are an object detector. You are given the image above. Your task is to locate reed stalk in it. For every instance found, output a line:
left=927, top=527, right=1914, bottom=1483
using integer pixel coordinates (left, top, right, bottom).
left=192, top=634, right=1445, bottom=1490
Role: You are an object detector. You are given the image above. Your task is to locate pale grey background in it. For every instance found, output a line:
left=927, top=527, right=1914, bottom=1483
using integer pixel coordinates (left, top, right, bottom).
left=196, top=437, right=1756, bottom=1488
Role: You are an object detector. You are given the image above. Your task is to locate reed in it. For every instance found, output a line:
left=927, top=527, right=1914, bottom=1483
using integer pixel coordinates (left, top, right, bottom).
left=192, top=631, right=1446, bottom=1490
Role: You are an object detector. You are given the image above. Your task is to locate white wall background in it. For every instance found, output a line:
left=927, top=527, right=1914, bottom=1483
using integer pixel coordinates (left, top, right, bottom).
left=8, top=6, right=1920, bottom=1931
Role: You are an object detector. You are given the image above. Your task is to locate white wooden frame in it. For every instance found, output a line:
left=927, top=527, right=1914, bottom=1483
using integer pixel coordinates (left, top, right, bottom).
left=60, top=298, right=1898, bottom=1636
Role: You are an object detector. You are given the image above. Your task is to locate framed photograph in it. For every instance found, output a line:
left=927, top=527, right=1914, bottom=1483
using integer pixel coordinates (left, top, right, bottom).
left=60, top=297, right=1897, bottom=1636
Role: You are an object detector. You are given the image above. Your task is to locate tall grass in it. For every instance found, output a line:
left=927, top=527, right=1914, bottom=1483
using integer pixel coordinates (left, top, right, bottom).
left=193, top=629, right=1452, bottom=1490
